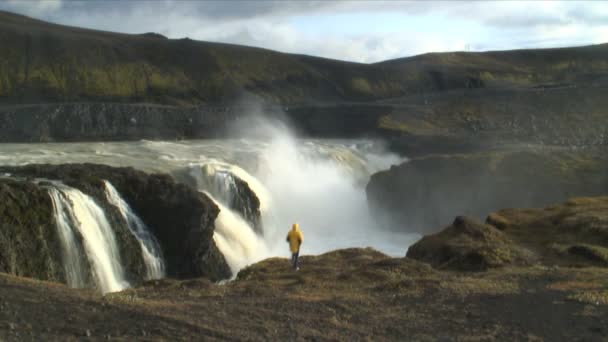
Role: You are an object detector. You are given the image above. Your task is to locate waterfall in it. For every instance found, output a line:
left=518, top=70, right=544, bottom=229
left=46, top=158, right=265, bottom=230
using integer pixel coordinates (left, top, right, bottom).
left=187, top=161, right=270, bottom=213
left=47, top=184, right=129, bottom=293
left=184, top=162, right=269, bottom=235
left=103, top=180, right=165, bottom=280
left=48, top=188, right=89, bottom=288
left=205, top=192, right=269, bottom=275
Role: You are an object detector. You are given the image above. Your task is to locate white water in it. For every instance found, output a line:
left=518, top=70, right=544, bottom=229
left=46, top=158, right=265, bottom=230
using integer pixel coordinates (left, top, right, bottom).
left=182, top=127, right=418, bottom=272
left=205, top=192, right=269, bottom=275
left=255, top=132, right=415, bottom=258
left=47, top=184, right=129, bottom=293
left=48, top=188, right=89, bottom=288
left=103, top=181, right=165, bottom=280
left=1, top=125, right=420, bottom=277
left=188, top=162, right=271, bottom=213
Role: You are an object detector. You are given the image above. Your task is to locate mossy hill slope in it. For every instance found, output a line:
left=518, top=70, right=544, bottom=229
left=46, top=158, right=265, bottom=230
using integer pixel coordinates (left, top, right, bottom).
left=1, top=10, right=607, bottom=147
left=0, top=11, right=403, bottom=105
left=1, top=10, right=607, bottom=107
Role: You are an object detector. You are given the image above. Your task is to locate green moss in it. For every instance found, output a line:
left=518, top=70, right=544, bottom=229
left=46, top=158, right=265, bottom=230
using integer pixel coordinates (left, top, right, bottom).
left=350, top=77, right=372, bottom=94
left=569, top=290, right=608, bottom=305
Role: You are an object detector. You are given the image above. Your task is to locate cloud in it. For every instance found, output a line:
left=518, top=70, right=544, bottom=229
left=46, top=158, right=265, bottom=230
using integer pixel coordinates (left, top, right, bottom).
left=0, top=0, right=606, bottom=63
left=3, top=0, right=63, bottom=16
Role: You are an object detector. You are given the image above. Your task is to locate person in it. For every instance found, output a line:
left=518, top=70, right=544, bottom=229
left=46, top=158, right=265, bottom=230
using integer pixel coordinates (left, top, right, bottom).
left=286, top=223, right=303, bottom=270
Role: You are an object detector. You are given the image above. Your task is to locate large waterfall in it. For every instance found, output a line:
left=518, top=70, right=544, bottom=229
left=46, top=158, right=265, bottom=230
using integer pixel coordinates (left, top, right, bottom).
left=103, top=181, right=165, bottom=280
left=181, top=130, right=419, bottom=273
left=2, top=128, right=420, bottom=284
left=47, top=184, right=129, bottom=293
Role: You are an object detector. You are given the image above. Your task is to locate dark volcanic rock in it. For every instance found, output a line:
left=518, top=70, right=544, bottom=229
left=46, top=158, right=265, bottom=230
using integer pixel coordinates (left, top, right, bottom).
left=0, top=179, right=65, bottom=282
left=0, top=164, right=231, bottom=282
left=406, top=216, right=533, bottom=271
left=366, top=149, right=608, bottom=234
left=0, top=102, right=390, bottom=142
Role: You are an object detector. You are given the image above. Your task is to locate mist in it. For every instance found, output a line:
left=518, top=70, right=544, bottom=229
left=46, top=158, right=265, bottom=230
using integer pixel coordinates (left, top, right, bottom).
left=210, top=116, right=420, bottom=271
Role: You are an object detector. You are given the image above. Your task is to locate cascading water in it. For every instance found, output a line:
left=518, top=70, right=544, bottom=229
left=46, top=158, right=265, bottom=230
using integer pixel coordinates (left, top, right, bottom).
left=103, top=181, right=165, bottom=280
left=47, top=184, right=129, bottom=293
left=1, top=124, right=420, bottom=279
left=48, top=188, right=89, bottom=288
left=183, top=128, right=418, bottom=273
left=205, top=192, right=269, bottom=275
left=187, top=161, right=271, bottom=213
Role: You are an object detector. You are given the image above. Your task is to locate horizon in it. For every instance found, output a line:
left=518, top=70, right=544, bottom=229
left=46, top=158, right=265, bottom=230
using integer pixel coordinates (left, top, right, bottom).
left=0, top=0, right=606, bottom=63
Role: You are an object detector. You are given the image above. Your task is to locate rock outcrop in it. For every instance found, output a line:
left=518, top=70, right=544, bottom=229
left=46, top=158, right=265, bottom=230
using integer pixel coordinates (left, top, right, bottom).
left=0, top=164, right=231, bottom=284
left=0, top=179, right=64, bottom=282
left=406, top=216, right=533, bottom=271
left=366, top=149, right=608, bottom=233
left=408, top=196, right=608, bottom=270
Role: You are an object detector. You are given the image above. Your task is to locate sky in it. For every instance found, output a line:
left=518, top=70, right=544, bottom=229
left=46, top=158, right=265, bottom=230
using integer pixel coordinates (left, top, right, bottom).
left=1, top=0, right=607, bottom=63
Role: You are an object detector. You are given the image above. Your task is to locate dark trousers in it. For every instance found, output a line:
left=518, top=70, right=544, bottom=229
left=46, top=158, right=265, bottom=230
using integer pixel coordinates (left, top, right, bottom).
left=291, top=252, right=299, bottom=269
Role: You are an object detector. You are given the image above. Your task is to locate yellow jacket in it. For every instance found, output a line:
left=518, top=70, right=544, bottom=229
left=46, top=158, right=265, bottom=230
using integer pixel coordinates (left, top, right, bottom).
left=287, top=224, right=304, bottom=253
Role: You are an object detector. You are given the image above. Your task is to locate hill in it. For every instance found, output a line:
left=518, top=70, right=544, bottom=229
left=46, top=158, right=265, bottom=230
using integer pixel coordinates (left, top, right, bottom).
left=1, top=10, right=607, bottom=106
left=1, top=10, right=607, bottom=149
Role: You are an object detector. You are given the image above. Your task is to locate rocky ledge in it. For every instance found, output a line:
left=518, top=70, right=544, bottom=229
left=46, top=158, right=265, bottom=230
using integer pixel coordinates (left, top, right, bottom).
left=1, top=197, right=608, bottom=340
left=0, top=164, right=230, bottom=285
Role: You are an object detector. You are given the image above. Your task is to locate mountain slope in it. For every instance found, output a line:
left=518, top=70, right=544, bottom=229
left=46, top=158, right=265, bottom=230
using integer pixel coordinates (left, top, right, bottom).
left=1, top=10, right=607, bottom=106
left=0, top=10, right=405, bottom=105
left=1, top=10, right=608, bottom=148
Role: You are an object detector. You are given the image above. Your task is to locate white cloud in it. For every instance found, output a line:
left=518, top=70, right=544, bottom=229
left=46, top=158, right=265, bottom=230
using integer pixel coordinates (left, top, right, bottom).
left=4, top=0, right=63, bottom=16
left=0, top=0, right=606, bottom=62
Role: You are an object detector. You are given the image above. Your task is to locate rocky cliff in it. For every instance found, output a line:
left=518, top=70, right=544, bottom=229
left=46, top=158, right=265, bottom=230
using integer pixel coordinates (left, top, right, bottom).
left=0, top=164, right=231, bottom=285
left=366, top=149, right=608, bottom=233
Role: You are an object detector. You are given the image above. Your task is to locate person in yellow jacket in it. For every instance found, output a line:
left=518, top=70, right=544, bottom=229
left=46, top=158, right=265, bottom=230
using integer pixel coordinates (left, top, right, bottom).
left=286, top=223, right=304, bottom=270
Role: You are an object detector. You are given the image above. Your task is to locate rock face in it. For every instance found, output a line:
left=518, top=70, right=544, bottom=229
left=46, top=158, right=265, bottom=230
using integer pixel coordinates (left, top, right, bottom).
left=408, top=197, right=608, bottom=270
left=0, top=102, right=390, bottom=142
left=0, top=164, right=231, bottom=284
left=366, top=149, right=608, bottom=234
left=0, top=179, right=64, bottom=282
